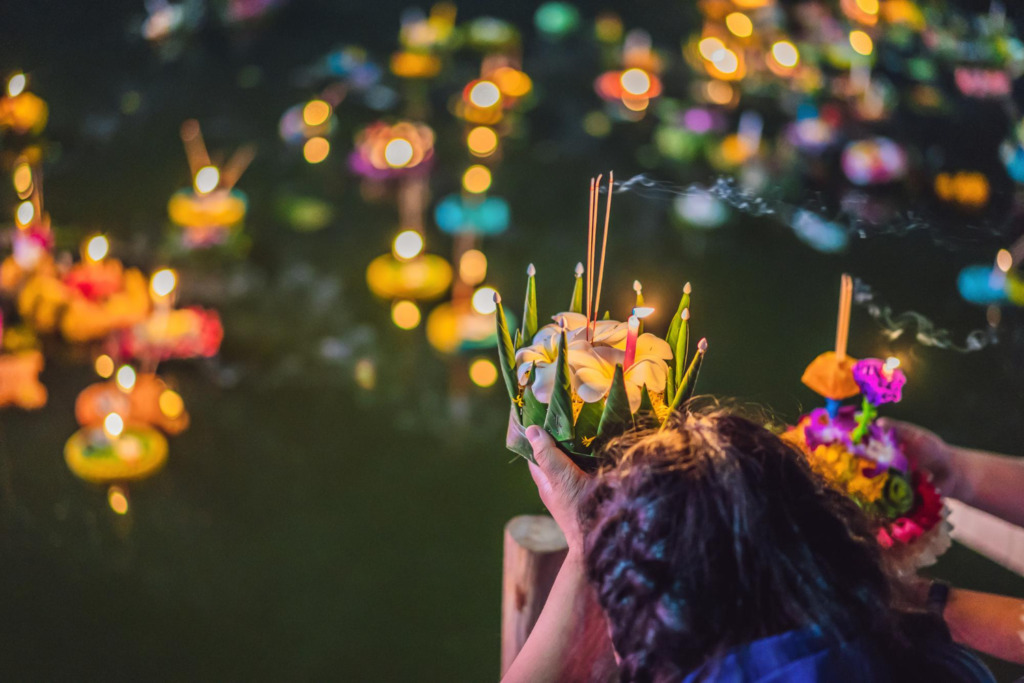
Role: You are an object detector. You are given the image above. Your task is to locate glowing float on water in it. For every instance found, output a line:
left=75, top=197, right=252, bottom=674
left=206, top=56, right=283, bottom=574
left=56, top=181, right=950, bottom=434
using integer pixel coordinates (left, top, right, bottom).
left=279, top=99, right=336, bottom=145
left=0, top=72, right=48, bottom=135
left=348, top=121, right=435, bottom=181
left=366, top=230, right=452, bottom=302
left=841, top=137, right=908, bottom=186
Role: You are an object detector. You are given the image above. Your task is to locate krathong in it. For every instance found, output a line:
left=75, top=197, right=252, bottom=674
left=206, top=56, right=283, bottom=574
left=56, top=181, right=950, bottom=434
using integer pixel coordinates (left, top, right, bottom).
left=784, top=274, right=950, bottom=574
left=496, top=174, right=708, bottom=466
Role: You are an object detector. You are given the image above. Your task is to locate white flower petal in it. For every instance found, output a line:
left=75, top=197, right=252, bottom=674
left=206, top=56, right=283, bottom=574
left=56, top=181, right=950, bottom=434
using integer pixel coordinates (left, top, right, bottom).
left=517, top=360, right=535, bottom=386
left=551, top=312, right=588, bottom=331
left=532, top=363, right=558, bottom=404
left=625, top=358, right=669, bottom=393
left=636, top=333, right=673, bottom=360
left=626, top=383, right=643, bottom=413
left=575, top=367, right=613, bottom=403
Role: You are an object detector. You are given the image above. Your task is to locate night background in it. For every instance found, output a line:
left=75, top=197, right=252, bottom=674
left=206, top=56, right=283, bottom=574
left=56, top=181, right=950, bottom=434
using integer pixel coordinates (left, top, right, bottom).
left=1, top=0, right=1023, bottom=679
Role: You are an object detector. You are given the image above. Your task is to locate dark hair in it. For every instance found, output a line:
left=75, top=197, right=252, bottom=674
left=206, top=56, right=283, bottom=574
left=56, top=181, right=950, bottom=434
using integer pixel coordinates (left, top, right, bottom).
left=580, top=406, right=906, bottom=682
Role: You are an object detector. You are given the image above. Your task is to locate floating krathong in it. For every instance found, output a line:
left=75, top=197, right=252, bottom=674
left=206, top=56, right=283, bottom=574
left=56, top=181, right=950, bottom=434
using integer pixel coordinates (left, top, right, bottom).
left=349, top=121, right=434, bottom=181
left=0, top=161, right=55, bottom=297
left=784, top=275, right=951, bottom=574
left=167, top=119, right=253, bottom=249
left=279, top=98, right=337, bottom=146
left=497, top=174, right=708, bottom=467
left=75, top=369, right=189, bottom=436
left=0, top=72, right=48, bottom=135
left=0, top=314, right=46, bottom=409
left=594, top=30, right=663, bottom=115
left=389, top=4, right=456, bottom=79
left=111, top=306, right=222, bottom=362
left=366, top=230, right=452, bottom=302
left=64, top=415, right=168, bottom=484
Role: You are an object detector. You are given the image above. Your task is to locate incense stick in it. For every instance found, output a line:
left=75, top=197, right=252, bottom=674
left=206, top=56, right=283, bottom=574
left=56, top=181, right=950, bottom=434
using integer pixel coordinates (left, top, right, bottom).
left=835, top=274, right=853, bottom=358
left=180, top=119, right=211, bottom=178
left=586, top=177, right=595, bottom=334
left=593, top=172, right=613, bottom=331
left=221, top=144, right=256, bottom=191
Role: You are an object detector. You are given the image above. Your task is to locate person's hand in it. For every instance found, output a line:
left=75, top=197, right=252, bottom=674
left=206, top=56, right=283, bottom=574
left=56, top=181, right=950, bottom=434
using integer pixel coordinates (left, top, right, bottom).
left=525, top=426, right=590, bottom=551
left=880, top=418, right=965, bottom=500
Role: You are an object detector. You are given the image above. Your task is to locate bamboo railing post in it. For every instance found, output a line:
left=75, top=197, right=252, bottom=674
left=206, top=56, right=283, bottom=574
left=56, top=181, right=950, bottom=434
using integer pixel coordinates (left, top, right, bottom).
left=500, top=514, right=569, bottom=675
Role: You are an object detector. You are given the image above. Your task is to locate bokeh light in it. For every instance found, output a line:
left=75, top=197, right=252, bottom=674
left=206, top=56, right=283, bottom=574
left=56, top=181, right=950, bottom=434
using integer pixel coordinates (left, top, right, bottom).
left=469, top=358, right=498, bottom=387
left=159, top=389, right=185, bottom=419
left=15, top=200, right=34, bottom=226
left=849, top=30, right=873, bottom=56
left=116, top=365, right=137, bottom=392
left=95, top=354, right=115, bottom=379
left=108, top=486, right=129, bottom=515
left=104, top=412, right=125, bottom=439
left=471, top=286, right=498, bottom=314
left=996, top=249, right=1013, bottom=273
left=462, top=165, right=492, bottom=194
left=459, top=249, right=488, bottom=284
left=468, top=80, right=501, bottom=108
left=302, top=99, right=331, bottom=127
left=194, top=165, right=220, bottom=194
left=712, top=48, right=739, bottom=75
left=620, top=68, right=651, bottom=96
left=467, top=126, right=498, bottom=157
left=856, top=0, right=879, bottom=14
left=303, top=136, right=331, bottom=164
left=12, top=163, right=32, bottom=196
left=725, top=13, right=753, bottom=38
left=7, top=73, right=26, bottom=97
left=392, top=230, right=424, bottom=260
left=384, top=138, right=415, bottom=168
left=151, top=268, right=177, bottom=298
left=391, top=300, right=422, bottom=329
left=85, top=234, right=109, bottom=262
left=771, top=41, right=800, bottom=68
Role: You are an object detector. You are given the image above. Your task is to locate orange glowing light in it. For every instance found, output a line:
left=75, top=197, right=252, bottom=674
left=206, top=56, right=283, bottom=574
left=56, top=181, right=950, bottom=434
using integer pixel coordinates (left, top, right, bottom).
left=462, top=165, right=492, bottom=194
left=302, top=100, right=331, bottom=127
left=459, top=249, right=488, bottom=284
left=95, top=354, right=115, bottom=379
left=303, top=137, right=330, bottom=164
left=698, top=37, right=726, bottom=61
left=391, top=300, right=422, bottom=329
left=725, top=13, right=753, bottom=38
left=492, top=67, right=532, bottom=98
left=108, top=486, right=129, bottom=515
left=469, top=358, right=498, bottom=387
left=12, top=163, right=32, bottom=196
left=705, top=80, right=734, bottom=105
left=996, top=249, right=1013, bottom=273
left=849, top=30, right=873, bottom=56
left=856, top=0, right=879, bottom=14
left=159, top=389, right=185, bottom=419
left=467, top=126, right=498, bottom=157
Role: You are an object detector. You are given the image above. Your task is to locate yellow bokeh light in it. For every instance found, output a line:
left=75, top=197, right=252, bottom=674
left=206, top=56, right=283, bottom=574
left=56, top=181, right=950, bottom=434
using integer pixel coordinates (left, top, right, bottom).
left=15, top=200, right=34, bottom=226
left=771, top=41, right=800, bottom=68
left=303, top=136, right=330, bottom=164
left=469, top=357, right=498, bottom=387
left=150, top=268, right=177, bottom=298
left=392, top=230, right=424, bottom=260
left=302, top=99, right=331, bottom=127
left=468, top=80, right=501, bottom=108
left=384, top=138, right=415, bottom=168
left=996, top=248, right=1013, bottom=273
left=622, top=96, right=650, bottom=112
left=471, top=286, right=498, bottom=315
left=620, top=68, right=651, bottom=96
left=194, top=165, right=220, bottom=194
left=856, top=0, right=879, bottom=14
left=7, top=73, right=26, bottom=97
left=391, top=300, right=422, bottom=329
left=712, top=48, right=739, bottom=75
left=116, top=365, right=137, bottom=392
left=467, top=126, right=498, bottom=157
left=492, top=67, right=532, bottom=98
left=95, top=354, right=115, bottom=379
left=108, top=486, right=129, bottom=515
left=698, top=37, right=726, bottom=61
left=12, top=163, right=32, bottom=196
left=103, top=412, right=125, bottom=440
left=85, top=234, right=109, bottom=263
left=725, top=13, right=753, bottom=38
left=159, top=389, right=185, bottom=419
left=462, top=165, right=492, bottom=194
left=849, top=30, right=873, bottom=56
left=459, top=249, right=488, bottom=285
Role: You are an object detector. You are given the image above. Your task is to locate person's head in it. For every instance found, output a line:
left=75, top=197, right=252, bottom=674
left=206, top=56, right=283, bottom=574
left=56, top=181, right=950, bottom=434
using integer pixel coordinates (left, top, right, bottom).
left=580, top=405, right=898, bottom=682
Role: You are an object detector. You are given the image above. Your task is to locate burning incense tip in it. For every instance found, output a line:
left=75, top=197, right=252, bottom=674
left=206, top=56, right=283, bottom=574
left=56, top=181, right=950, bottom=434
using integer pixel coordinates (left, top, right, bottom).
left=527, top=263, right=536, bottom=276
left=684, top=282, right=692, bottom=294
left=574, top=262, right=584, bottom=277
left=698, top=338, right=708, bottom=353
left=681, top=308, right=690, bottom=320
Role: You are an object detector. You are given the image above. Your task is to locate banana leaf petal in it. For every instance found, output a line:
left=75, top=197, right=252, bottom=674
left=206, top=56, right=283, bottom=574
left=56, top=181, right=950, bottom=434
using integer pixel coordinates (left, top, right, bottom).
left=598, top=364, right=633, bottom=440
left=543, top=331, right=575, bottom=441
left=495, top=296, right=520, bottom=413
left=506, top=407, right=534, bottom=462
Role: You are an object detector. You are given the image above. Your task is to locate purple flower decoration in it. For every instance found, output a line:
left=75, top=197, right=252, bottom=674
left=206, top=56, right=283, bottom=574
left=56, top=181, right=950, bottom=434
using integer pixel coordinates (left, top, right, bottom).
left=852, top=358, right=906, bottom=406
left=864, top=423, right=909, bottom=472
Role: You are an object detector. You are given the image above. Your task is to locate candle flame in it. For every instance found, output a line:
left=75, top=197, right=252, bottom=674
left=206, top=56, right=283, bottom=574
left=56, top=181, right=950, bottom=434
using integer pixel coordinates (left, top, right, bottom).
left=85, top=234, right=109, bottom=263
left=883, top=357, right=900, bottom=375
left=633, top=306, right=655, bottom=319
left=103, top=412, right=125, bottom=440
left=151, top=268, right=177, bottom=298
left=115, top=365, right=137, bottom=392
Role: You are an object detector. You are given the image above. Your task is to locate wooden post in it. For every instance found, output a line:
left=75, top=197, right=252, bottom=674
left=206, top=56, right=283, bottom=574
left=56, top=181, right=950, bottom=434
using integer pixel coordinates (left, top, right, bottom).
left=500, top=515, right=569, bottom=675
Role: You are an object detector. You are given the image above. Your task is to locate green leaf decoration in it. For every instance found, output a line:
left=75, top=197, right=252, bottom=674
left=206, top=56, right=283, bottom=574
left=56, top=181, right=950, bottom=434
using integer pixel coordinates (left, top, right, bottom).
left=666, top=284, right=691, bottom=361
left=669, top=340, right=706, bottom=412
left=673, top=309, right=690, bottom=391
left=513, top=328, right=523, bottom=351
left=598, top=364, right=633, bottom=440
left=522, top=384, right=546, bottom=428
left=570, top=264, right=584, bottom=314
left=543, top=331, right=575, bottom=441
left=638, top=384, right=654, bottom=415
left=602, top=310, right=611, bottom=320
left=521, top=265, right=538, bottom=343
left=571, top=400, right=603, bottom=455
left=494, top=294, right=520, bottom=411
left=665, top=367, right=676, bottom=406
left=505, top=407, right=535, bottom=462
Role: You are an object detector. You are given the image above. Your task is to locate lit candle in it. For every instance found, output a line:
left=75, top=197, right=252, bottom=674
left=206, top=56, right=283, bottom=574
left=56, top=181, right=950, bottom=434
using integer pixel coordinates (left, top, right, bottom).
left=82, top=234, right=109, bottom=265
left=882, top=356, right=900, bottom=381
left=633, top=281, right=644, bottom=333
left=102, top=411, right=124, bottom=444
left=624, top=315, right=639, bottom=369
